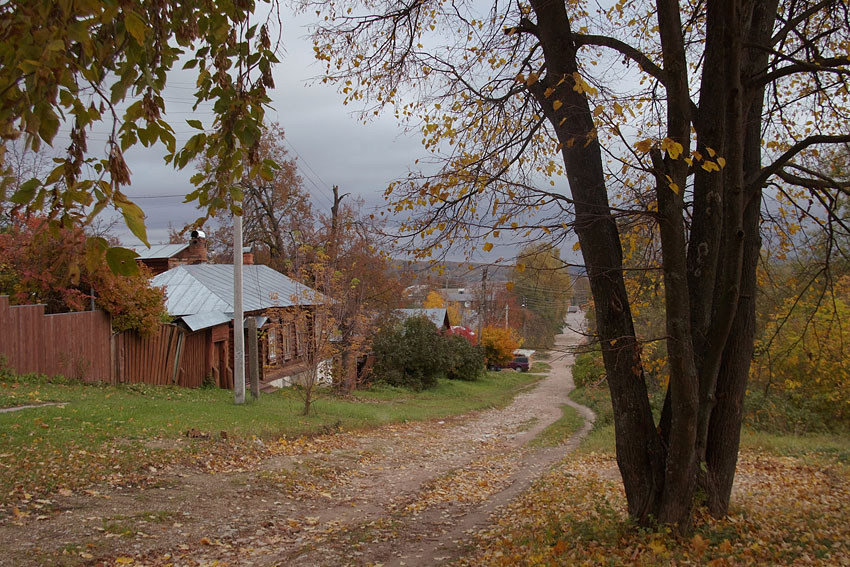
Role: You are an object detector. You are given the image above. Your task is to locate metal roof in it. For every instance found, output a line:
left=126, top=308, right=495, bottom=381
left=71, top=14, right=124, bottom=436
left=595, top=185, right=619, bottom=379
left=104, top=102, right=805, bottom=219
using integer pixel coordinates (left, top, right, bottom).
left=396, top=308, right=450, bottom=329
left=134, top=243, right=189, bottom=259
left=179, top=311, right=233, bottom=332
left=152, top=264, right=327, bottom=318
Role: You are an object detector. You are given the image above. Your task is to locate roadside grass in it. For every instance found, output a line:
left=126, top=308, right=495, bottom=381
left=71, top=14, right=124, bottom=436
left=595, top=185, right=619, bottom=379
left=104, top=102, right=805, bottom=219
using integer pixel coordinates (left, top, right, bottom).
left=0, top=369, right=539, bottom=506
left=570, top=384, right=850, bottom=459
left=529, top=404, right=584, bottom=448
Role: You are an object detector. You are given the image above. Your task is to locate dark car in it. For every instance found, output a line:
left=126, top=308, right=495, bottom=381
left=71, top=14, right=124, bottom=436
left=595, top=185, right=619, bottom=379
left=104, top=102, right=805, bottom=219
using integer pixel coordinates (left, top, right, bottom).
left=489, top=355, right=530, bottom=372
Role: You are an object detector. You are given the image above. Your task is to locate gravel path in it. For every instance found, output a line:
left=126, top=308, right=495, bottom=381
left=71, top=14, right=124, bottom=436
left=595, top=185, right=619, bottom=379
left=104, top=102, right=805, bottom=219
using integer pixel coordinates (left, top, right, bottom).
left=0, top=313, right=594, bottom=567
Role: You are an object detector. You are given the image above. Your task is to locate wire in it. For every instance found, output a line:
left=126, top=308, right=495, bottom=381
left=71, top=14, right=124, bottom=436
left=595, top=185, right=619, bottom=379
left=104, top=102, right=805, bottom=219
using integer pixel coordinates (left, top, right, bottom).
left=281, top=139, right=335, bottom=210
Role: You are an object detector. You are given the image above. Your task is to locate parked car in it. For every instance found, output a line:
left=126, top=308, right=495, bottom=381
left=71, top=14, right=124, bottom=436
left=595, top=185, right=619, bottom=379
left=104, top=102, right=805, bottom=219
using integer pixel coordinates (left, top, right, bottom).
left=489, top=355, right=530, bottom=372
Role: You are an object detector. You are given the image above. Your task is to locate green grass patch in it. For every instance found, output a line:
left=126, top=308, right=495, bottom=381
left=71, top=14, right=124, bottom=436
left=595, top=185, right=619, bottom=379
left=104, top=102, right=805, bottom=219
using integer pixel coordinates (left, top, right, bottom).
left=741, top=429, right=850, bottom=463
left=570, top=384, right=850, bottom=459
left=530, top=404, right=584, bottom=448
left=569, top=385, right=616, bottom=454
left=0, top=369, right=540, bottom=505
left=530, top=361, right=551, bottom=373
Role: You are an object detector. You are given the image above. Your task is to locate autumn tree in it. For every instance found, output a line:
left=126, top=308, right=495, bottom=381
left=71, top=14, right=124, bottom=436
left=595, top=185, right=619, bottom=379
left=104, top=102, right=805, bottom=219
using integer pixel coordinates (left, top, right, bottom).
left=510, top=243, right=572, bottom=348
left=423, top=289, right=446, bottom=308
left=753, top=274, right=850, bottom=426
left=480, top=325, right=521, bottom=367
left=307, top=196, right=410, bottom=393
left=0, top=215, right=167, bottom=336
left=307, top=0, right=850, bottom=528
left=0, top=0, right=280, bottom=266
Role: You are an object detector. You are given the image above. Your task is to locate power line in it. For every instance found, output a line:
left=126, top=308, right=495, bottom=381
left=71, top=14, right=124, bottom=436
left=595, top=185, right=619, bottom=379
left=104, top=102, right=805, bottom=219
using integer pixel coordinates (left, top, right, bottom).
left=280, top=138, right=335, bottom=210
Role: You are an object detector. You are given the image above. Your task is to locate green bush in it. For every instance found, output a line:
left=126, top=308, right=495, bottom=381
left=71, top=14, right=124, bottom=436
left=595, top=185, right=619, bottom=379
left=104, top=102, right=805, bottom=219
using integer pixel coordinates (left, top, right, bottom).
left=444, top=334, right=485, bottom=381
left=372, top=316, right=447, bottom=390
left=372, top=316, right=484, bottom=389
left=572, top=346, right=605, bottom=389
left=744, top=388, right=844, bottom=434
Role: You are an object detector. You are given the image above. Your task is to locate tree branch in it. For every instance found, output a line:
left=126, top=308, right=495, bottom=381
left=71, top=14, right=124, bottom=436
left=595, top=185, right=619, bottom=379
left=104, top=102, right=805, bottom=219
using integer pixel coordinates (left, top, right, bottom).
left=775, top=165, right=850, bottom=194
left=573, top=33, right=667, bottom=84
left=771, top=0, right=836, bottom=47
left=748, top=134, right=850, bottom=190
left=748, top=55, right=850, bottom=88
left=573, top=33, right=699, bottom=118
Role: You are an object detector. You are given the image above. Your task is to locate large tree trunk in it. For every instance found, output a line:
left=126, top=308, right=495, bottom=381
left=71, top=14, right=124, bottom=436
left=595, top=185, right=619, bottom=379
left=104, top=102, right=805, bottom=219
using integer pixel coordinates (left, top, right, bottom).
left=529, top=0, right=664, bottom=524
left=529, top=0, right=779, bottom=530
left=702, top=0, right=777, bottom=514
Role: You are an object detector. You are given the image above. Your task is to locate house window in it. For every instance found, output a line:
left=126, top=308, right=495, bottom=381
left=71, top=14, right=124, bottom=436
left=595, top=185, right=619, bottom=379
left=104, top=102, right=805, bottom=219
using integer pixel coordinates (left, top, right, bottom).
left=283, top=323, right=293, bottom=361
left=268, top=328, right=277, bottom=361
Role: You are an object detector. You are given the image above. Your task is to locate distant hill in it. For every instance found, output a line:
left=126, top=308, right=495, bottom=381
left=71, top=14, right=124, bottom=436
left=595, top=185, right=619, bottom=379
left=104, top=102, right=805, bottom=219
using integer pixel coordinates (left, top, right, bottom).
left=396, top=258, right=586, bottom=288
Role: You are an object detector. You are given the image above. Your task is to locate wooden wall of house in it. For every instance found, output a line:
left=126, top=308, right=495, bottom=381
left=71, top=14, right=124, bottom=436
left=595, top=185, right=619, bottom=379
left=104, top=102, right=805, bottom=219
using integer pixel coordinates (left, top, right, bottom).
left=0, top=295, right=112, bottom=381
left=1, top=294, right=246, bottom=390
left=178, top=330, right=209, bottom=388
left=259, top=306, right=314, bottom=367
left=115, top=324, right=229, bottom=388
left=113, top=324, right=183, bottom=385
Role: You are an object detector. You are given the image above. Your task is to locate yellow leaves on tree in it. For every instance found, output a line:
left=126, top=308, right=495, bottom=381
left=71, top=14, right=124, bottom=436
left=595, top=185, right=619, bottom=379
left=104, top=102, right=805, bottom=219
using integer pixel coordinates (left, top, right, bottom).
left=423, top=290, right=446, bottom=308
left=753, top=275, right=850, bottom=422
left=481, top=325, right=521, bottom=366
left=447, top=303, right=461, bottom=326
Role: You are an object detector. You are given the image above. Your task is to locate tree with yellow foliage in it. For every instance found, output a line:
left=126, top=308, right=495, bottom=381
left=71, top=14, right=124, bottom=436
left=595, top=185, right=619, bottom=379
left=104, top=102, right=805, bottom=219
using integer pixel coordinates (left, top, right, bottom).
left=480, top=325, right=521, bottom=367
left=422, top=290, right=445, bottom=308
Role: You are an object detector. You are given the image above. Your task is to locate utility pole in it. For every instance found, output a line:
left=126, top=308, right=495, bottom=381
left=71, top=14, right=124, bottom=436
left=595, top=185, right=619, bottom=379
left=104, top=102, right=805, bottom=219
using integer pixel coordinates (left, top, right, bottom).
left=505, top=303, right=509, bottom=328
left=233, top=205, right=245, bottom=405
left=477, top=267, right=487, bottom=339
left=521, top=297, right=527, bottom=340
left=248, top=316, right=259, bottom=400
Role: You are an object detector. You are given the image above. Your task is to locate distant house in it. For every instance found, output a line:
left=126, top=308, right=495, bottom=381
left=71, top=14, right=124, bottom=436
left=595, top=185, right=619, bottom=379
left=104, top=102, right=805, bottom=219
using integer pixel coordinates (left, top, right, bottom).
left=152, top=259, right=328, bottom=388
left=135, top=230, right=209, bottom=276
left=395, top=308, right=451, bottom=331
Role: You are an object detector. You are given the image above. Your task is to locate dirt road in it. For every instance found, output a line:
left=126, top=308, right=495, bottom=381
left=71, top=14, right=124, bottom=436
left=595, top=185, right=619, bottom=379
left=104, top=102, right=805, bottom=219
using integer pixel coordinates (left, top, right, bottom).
left=0, top=314, right=593, bottom=567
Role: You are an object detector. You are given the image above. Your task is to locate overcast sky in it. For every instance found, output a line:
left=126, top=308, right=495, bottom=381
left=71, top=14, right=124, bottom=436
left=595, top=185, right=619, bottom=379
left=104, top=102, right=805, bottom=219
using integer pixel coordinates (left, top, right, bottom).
left=87, top=8, right=580, bottom=267
left=105, top=11, right=415, bottom=241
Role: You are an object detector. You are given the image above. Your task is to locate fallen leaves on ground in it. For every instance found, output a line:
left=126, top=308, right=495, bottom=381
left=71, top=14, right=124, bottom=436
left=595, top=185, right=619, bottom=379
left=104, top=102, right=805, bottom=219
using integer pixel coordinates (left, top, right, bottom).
left=457, top=450, right=850, bottom=567
left=405, top=447, right=520, bottom=513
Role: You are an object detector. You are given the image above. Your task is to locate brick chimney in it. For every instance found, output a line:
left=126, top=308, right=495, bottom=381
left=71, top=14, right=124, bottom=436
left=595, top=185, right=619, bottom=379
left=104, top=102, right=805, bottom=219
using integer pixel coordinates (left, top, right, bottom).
left=187, top=230, right=208, bottom=264
left=242, top=246, right=254, bottom=265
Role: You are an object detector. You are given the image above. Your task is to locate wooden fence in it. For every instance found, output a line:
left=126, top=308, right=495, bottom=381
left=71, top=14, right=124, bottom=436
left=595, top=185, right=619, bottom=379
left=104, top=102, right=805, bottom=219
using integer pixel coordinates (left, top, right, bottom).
left=0, top=295, right=112, bottom=381
left=0, top=296, right=217, bottom=388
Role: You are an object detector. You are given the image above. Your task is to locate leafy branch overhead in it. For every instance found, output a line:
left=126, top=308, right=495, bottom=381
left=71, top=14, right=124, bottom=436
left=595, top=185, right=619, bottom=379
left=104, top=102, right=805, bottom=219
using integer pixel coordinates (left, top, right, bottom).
left=0, top=0, right=281, bottom=268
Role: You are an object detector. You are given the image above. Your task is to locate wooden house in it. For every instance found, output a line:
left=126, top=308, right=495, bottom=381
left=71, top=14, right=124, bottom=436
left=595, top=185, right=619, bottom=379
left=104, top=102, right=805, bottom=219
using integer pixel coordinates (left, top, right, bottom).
left=152, top=263, right=328, bottom=388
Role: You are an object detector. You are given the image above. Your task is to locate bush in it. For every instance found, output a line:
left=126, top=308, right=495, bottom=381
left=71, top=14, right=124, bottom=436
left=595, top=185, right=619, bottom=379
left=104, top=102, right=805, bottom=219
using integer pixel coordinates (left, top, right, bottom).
left=372, top=316, right=447, bottom=390
left=572, top=346, right=605, bottom=389
left=744, top=388, right=842, bottom=434
left=444, top=334, right=485, bottom=381
left=372, top=316, right=485, bottom=389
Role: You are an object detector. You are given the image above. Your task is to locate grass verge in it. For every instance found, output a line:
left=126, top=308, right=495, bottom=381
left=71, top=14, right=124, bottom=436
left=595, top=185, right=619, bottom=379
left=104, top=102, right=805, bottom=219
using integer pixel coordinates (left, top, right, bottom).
left=0, top=369, right=539, bottom=505
left=570, top=384, right=850, bottom=458
left=529, top=404, right=584, bottom=448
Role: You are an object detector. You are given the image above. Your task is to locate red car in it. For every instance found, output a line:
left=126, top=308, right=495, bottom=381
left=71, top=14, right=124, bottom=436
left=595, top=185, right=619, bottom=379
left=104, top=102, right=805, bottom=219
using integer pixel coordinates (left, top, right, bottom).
left=489, top=355, right=530, bottom=372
